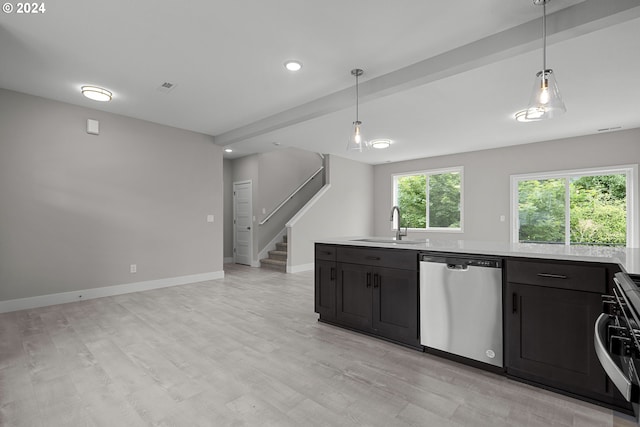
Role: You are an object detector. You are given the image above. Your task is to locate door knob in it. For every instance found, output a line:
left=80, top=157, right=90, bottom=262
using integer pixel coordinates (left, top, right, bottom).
left=247, top=227, right=251, bottom=230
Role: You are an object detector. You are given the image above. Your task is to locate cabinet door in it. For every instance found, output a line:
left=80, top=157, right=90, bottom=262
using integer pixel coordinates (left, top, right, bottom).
left=336, top=263, right=372, bottom=330
left=315, top=260, right=336, bottom=321
left=372, top=267, right=419, bottom=347
left=505, top=282, right=606, bottom=397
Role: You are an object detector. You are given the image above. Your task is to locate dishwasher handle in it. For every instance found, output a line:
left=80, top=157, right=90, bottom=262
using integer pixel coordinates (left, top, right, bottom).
left=447, top=263, right=469, bottom=271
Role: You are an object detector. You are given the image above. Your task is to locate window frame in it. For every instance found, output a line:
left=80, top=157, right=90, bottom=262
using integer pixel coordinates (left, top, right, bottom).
left=510, top=164, right=638, bottom=247
left=392, top=166, right=464, bottom=233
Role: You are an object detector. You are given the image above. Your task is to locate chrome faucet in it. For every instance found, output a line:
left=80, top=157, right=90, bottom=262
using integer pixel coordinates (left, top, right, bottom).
left=390, top=205, right=407, bottom=240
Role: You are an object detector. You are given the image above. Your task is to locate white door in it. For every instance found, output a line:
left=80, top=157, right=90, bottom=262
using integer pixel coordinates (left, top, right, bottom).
left=233, top=181, right=253, bottom=266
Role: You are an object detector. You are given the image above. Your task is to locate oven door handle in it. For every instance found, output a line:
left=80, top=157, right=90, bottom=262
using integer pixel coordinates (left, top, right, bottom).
left=594, top=313, right=633, bottom=401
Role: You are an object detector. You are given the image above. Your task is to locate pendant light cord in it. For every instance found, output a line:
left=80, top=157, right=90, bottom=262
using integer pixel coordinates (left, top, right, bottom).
left=542, top=1, right=547, bottom=73
left=355, top=73, right=359, bottom=123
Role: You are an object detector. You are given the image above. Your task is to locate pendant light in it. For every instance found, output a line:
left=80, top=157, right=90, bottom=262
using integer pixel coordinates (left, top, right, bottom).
left=346, top=68, right=368, bottom=151
left=524, top=0, right=566, bottom=121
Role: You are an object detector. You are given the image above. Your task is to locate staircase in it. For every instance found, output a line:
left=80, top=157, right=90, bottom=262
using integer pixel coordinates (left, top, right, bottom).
left=260, top=235, right=287, bottom=272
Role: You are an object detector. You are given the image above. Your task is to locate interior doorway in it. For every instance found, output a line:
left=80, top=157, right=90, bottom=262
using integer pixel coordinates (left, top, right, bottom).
left=233, top=180, right=253, bottom=266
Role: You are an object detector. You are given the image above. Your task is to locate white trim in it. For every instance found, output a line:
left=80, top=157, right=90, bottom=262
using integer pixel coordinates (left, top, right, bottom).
left=391, top=166, right=464, bottom=232
left=287, top=262, right=314, bottom=273
left=510, top=164, right=638, bottom=247
left=0, top=271, right=225, bottom=314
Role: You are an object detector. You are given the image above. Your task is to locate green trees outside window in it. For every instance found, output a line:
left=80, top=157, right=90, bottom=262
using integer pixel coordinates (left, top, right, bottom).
left=517, top=172, right=628, bottom=246
left=394, top=169, right=462, bottom=230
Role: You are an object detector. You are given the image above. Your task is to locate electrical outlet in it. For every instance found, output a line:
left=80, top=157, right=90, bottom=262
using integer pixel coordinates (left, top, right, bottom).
left=500, top=215, right=506, bottom=222
left=130, top=264, right=137, bottom=274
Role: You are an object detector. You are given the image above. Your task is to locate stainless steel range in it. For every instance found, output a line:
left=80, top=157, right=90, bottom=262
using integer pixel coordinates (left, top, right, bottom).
left=595, top=271, right=640, bottom=421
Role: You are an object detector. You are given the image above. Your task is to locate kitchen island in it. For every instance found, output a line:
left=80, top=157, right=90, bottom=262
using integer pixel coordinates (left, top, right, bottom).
left=314, top=237, right=639, bottom=414
left=316, top=236, right=640, bottom=273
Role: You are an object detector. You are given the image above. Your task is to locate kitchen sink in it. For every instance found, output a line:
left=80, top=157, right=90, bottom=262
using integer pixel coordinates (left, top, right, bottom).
left=351, top=238, right=424, bottom=245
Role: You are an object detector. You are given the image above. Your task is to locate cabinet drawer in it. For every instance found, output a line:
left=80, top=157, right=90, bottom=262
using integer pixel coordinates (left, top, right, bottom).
left=337, top=246, right=417, bottom=270
left=506, top=259, right=606, bottom=294
left=315, top=244, right=337, bottom=261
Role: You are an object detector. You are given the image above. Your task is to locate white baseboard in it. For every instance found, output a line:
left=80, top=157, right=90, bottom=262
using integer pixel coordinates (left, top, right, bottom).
left=0, top=271, right=225, bottom=314
left=287, top=263, right=314, bottom=273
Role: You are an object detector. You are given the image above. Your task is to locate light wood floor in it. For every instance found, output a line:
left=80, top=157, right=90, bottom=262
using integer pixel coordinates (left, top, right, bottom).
left=0, top=264, right=637, bottom=426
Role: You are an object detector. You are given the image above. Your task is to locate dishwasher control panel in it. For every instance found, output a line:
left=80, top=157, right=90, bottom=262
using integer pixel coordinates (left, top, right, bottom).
left=420, top=254, right=501, bottom=269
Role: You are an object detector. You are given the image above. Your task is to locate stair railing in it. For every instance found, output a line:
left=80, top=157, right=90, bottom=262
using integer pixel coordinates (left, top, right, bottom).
left=259, top=165, right=324, bottom=225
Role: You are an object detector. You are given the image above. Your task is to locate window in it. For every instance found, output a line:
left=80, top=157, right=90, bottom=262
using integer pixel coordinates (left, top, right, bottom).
left=393, top=167, right=463, bottom=231
left=511, top=165, right=637, bottom=247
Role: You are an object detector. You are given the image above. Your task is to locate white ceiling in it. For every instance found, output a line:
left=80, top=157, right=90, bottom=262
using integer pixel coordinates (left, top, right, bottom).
left=1, top=0, right=639, bottom=164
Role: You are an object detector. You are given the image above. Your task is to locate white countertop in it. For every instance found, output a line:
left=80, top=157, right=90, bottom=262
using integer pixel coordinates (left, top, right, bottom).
left=316, top=237, right=640, bottom=274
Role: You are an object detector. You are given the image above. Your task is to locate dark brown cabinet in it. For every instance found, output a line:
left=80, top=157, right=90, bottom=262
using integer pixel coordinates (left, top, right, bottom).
left=371, top=266, right=418, bottom=346
left=506, top=281, right=604, bottom=395
left=315, top=244, right=419, bottom=348
left=505, top=258, right=628, bottom=410
left=314, top=244, right=337, bottom=322
left=314, top=244, right=632, bottom=412
left=336, top=262, right=372, bottom=329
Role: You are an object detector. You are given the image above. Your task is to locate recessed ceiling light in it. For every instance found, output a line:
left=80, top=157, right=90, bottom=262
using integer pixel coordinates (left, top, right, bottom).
left=81, top=86, right=112, bottom=102
left=284, top=60, right=302, bottom=72
left=224, top=148, right=233, bottom=153
left=370, top=139, right=392, bottom=149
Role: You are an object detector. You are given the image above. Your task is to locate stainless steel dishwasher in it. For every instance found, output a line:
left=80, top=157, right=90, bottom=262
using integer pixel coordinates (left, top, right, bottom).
left=420, top=253, right=503, bottom=367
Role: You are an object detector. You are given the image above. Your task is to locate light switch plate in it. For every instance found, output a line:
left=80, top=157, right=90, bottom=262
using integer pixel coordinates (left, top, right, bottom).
left=207, top=215, right=214, bottom=223
left=87, top=119, right=99, bottom=135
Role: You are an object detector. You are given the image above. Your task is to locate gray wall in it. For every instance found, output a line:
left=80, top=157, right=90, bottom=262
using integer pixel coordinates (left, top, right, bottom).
left=223, top=159, right=234, bottom=260
left=230, top=155, right=260, bottom=263
left=0, top=89, right=223, bottom=301
left=373, top=128, right=640, bottom=244
left=228, top=148, right=322, bottom=263
left=289, top=154, right=374, bottom=269
left=257, top=148, right=322, bottom=219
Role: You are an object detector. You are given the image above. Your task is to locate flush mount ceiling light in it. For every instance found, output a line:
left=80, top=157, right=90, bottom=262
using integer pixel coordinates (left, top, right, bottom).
left=81, top=86, right=112, bottom=102
left=370, top=139, right=392, bottom=149
left=224, top=148, right=233, bottom=153
left=514, top=108, right=543, bottom=122
left=284, top=60, right=302, bottom=71
left=522, top=0, right=566, bottom=121
left=346, top=68, right=368, bottom=152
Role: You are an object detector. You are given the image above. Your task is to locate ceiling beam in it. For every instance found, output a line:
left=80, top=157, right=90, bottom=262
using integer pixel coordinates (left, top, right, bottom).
left=214, top=0, right=640, bottom=147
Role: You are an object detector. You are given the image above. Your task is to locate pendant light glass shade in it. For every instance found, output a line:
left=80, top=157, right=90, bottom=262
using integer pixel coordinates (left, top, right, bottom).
left=522, top=0, right=566, bottom=121
left=347, top=120, right=365, bottom=152
left=346, top=68, right=368, bottom=151
left=524, top=69, right=566, bottom=120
